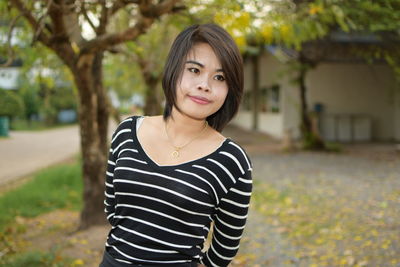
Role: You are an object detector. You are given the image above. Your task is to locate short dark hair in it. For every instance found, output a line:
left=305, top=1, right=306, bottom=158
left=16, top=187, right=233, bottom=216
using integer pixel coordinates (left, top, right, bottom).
left=162, top=24, right=244, bottom=132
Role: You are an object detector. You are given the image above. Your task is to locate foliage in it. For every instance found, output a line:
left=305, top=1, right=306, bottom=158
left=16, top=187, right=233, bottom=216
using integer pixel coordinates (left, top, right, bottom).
left=0, top=89, right=24, bottom=117
left=256, top=0, right=400, bottom=76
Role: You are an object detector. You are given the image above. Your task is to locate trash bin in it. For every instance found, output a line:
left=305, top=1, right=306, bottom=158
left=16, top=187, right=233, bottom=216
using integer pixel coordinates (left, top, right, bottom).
left=0, top=116, right=9, bottom=137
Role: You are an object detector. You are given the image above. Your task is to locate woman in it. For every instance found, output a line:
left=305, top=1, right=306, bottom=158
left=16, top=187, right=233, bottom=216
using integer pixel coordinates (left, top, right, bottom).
left=101, top=24, right=253, bottom=267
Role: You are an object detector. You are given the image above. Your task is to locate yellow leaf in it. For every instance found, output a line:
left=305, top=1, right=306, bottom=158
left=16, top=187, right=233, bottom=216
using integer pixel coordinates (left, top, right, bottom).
left=71, top=259, right=85, bottom=266
left=362, top=240, right=372, bottom=247
left=370, top=229, right=378, bottom=236
left=309, top=5, right=323, bottom=15
left=71, top=42, right=80, bottom=54
left=233, top=35, right=246, bottom=50
left=284, top=197, right=293, bottom=205
left=261, top=25, right=274, bottom=43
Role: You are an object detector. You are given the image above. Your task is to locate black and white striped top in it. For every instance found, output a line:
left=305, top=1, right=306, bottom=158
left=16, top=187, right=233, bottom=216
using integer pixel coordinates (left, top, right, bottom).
left=104, top=115, right=253, bottom=267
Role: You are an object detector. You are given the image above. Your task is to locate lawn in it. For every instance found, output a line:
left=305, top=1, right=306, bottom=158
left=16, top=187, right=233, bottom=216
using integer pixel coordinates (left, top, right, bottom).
left=0, top=154, right=83, bottom=266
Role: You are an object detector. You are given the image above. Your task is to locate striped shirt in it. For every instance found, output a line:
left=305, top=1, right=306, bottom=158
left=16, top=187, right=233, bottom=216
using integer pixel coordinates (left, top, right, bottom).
left=104, top=115, right=253, bottom=266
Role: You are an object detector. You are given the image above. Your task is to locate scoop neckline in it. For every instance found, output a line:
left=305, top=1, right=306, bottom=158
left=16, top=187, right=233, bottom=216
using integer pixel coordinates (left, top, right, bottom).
left=131, top=115, right=230, bottom=170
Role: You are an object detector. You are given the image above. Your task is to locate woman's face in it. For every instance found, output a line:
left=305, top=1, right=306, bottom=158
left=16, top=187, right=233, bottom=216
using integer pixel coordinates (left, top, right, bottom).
left=174, top=42, right=228, bottom=120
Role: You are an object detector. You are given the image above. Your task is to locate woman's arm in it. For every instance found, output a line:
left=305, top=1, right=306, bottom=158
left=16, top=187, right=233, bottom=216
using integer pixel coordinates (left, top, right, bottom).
left=201, top=170, right=252, bottom=266
left=104, top=129, right=119, bottom=225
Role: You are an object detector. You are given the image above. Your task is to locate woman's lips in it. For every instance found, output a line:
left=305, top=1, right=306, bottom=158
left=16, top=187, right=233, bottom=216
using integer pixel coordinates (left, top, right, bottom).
left=189, top=95, right=211, bottom=105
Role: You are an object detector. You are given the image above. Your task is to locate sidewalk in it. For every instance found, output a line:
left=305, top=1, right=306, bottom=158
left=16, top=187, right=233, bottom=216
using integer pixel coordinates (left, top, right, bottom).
left=0, top=126, right=81, bottom=187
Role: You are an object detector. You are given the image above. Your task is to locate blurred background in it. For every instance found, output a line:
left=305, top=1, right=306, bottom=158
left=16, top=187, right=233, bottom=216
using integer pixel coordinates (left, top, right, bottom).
left=0, top=0, right=399, bottom=266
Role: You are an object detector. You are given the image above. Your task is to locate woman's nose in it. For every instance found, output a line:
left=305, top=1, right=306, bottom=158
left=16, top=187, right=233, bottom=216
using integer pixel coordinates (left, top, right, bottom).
left=197, top=77, right=211, bottom=91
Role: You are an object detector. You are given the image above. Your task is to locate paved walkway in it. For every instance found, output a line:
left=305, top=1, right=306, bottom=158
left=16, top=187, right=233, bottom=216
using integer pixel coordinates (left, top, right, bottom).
left=0, top=120, right=117, bottom=187
left=0, top=126, right=80, bottom=187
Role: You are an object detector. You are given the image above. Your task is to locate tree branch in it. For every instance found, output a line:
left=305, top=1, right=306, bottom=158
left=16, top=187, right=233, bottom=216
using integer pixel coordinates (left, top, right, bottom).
left=47, top=0, right=69, bottom=43
left=81, top=2, right=97, bottom=33
left=0, top=14, right=21, bottom=67
left=139, top=0, right=181, bottom=17
left=97, top=0, right=108, bottom=35
left=80, top=0, right=181, bottom=54
left=32, top=0, right=53, bottom=44
left=110, top=0, right=140, bottom=16
left=9, top=0, right=51, bottom=45
left=81, top=15, right=154, bottom=54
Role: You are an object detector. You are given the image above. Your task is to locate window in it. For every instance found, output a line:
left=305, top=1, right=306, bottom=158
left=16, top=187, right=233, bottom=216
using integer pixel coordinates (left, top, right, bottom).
left=242, top=84, right=280, bottom=113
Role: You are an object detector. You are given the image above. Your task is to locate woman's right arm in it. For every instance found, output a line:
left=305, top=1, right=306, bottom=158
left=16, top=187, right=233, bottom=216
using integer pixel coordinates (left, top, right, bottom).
left=104, top=130, right=118, bottom=225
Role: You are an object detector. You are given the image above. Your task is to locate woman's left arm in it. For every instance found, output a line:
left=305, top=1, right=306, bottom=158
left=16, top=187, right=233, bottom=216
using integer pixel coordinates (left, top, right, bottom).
left=200, top=169, right=253, bottom=267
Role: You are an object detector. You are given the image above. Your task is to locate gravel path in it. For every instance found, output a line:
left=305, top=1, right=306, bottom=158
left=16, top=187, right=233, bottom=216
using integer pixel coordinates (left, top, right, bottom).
left=240, top=150, right=400, bottom=266
left=223, top=125, right=400, bottom=266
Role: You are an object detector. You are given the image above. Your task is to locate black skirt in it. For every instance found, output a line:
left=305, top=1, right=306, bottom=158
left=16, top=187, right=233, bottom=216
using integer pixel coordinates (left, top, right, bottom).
left=99, top=250, right=199, bottom=267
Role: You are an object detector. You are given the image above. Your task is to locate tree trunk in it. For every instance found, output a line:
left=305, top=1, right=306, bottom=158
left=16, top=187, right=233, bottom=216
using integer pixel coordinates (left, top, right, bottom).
left=298, top=56, right=325, bottom=150
left=72, top=53, right=109, bottom=229
left=299, top=61, right=311, bottom=136
left=141, top=63, right=162, bottom=115
left=144, top=80, right=162, bottom=115
left=251, top=54, right=260, bottom=131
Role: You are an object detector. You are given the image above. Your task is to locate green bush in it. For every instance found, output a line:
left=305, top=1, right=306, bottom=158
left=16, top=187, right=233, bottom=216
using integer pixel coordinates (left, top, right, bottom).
left=0, top=89, right=24, bottom=117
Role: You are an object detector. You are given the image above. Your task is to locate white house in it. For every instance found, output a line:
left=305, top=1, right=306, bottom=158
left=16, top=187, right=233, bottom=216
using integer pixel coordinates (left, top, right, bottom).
left=233, top=37, right=400, bottom=143
left=0, top=59, right=22, bottom=90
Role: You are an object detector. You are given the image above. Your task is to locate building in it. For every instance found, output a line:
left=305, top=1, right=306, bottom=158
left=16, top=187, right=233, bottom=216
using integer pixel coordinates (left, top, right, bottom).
left=233, top=32, right=400, bottom=143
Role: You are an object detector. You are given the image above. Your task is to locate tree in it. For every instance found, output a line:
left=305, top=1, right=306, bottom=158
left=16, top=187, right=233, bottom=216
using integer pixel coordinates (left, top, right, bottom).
left=5, top=0, right=181, bottom=229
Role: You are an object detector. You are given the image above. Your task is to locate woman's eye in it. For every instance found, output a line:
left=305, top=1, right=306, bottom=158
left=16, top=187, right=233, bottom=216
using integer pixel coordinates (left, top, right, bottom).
left=188, top=68, right=199, bottom=74
left=215, top=75, right=225, bottom=82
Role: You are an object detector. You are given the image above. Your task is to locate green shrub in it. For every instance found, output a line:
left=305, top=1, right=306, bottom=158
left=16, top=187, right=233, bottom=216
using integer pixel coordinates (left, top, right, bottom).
left=0, top=89, right=24, bottom=117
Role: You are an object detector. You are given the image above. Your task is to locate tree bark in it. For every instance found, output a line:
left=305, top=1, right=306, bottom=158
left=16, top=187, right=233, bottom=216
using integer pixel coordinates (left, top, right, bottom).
left=144, top=80, right=162, bottom=115
left=298, top=55, right=325, bottom=150
left=71, top=53, right=109, bottom=229
left=251, top=54, right=260, bottom=131
left=139, top=60, right=162, bottom=116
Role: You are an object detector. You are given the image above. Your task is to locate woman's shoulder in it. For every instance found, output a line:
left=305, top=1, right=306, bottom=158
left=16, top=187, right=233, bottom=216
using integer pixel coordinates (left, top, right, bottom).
left=218, top=136, right=253, bottom=174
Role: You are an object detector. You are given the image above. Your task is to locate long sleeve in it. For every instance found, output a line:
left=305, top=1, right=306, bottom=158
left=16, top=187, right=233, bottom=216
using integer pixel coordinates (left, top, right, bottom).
left=200, top=169, right=253, bottom=267
left=104, top=130, right=118, bottom=225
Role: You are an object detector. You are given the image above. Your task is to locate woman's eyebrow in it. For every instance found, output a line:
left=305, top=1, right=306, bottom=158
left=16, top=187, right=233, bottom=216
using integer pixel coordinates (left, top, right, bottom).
left=185, top=60, right=224, bottom=72
left=186, top=60, right=204, bottom=68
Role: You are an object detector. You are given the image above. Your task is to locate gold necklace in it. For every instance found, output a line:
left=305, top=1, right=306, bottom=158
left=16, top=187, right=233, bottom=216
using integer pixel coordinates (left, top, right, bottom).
left=164, top=120, right=208, bottom=158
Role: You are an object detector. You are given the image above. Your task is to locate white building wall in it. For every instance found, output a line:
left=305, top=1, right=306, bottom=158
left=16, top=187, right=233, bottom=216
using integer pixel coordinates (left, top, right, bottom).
left=307, top=63, right=397, bottom=141
left=235, top=52, right=398, bottom=142
left=0, top=67, right=20, bottom=90
left=233, top=53, right=287, bottom=138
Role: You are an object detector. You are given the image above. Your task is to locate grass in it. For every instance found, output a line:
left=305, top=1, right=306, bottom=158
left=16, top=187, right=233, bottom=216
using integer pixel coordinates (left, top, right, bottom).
left=0, top=250, right=74, bottom=267
left=0, top=154, right=83, bottom=232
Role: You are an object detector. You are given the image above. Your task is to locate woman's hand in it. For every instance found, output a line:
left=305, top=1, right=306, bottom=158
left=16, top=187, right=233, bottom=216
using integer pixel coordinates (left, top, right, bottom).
left=197, top=264, right=206, bottom=267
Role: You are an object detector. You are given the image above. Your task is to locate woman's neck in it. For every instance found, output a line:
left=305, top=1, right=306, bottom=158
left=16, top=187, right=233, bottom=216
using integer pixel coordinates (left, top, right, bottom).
left=164, top=109, right=208, bottom=142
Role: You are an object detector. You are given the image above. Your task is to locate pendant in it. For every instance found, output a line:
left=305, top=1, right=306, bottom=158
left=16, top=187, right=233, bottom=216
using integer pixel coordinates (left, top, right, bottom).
left=172, top=150, right=179, bottom=158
